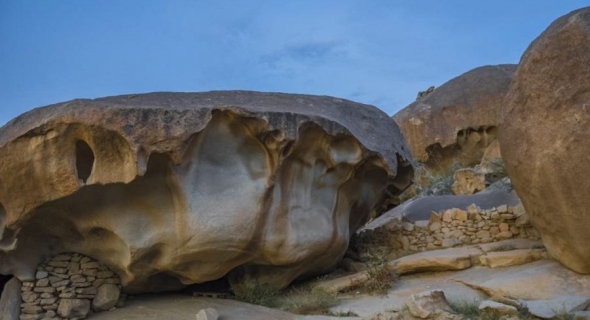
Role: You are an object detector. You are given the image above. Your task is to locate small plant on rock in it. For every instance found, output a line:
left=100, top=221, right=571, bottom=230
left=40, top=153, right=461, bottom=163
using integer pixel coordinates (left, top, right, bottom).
left=281, top=287, right=340, bottom=315
left=553, top=306, right=574, bottom=320
left=448, top=298, right=480, bottom=319
left=401, top=160, right=462, bottom=201
left=362, top=247, right=397, bottom=294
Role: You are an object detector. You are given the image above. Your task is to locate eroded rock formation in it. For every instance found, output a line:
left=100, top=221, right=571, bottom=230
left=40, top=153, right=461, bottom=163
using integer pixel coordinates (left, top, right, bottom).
left=499, top=7, right=590, bottom=274
left=394, top=64, right=516, bottom=173
left=0, top=91, right=413, bottom=293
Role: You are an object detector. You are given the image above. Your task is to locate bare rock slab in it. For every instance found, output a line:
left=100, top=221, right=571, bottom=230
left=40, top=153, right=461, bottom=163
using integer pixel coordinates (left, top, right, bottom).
left=479, top=249, right=548, bottom=268
left=525, top=296, right=590, bottom=319
left=452, top=260, right=590, bottom=301
left=390, top=246, right=481, bottom=274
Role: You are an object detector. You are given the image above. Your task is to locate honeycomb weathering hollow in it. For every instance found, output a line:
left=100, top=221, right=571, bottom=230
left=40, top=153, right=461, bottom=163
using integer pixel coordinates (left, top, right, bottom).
left=0, top=91, right=413, bottom=293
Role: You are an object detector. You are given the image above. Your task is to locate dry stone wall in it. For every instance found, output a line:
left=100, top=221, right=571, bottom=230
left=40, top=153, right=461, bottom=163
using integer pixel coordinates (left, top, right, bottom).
left=356, top=203, right=540, bottom=259
left=19, top=253, right=124, bottom=320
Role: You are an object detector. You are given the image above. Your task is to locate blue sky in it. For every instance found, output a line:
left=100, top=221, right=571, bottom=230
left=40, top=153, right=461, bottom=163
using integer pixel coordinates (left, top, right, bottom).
left=0, top=1, right=587, bottom=125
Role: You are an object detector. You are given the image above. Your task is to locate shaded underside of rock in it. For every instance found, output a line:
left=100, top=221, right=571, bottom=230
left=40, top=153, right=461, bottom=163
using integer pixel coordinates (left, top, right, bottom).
left=499, top=7, right=590, bottom=273
left=0, top=91, right=413, bottom=293
left=393, top=64, right=516, bottom=171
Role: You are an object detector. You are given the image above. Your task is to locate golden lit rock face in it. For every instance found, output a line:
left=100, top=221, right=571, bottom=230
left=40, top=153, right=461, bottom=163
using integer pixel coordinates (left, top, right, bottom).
left=500, top=8, right=590, bottom=274
left=0, top=91, right=413, bottom=293
left=393, top=65, right=516, bottom=173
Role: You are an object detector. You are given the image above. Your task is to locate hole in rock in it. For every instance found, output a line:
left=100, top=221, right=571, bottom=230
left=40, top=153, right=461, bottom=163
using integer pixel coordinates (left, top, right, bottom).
left=75, top=140, right=95, bottom=183
left=0, top=274, right=12, bottom=298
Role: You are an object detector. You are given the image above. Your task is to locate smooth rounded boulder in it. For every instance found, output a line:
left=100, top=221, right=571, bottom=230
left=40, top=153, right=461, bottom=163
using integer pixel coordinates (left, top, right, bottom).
left=500, top=8, right=590, bottom=273
left=0, top=91, right=413, bottom=293
left=394, top=64, right=516, bottom=173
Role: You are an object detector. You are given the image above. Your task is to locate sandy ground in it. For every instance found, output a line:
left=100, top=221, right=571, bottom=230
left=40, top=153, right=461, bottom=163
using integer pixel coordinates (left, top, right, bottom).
left=90, top=294, right=359, bottom=320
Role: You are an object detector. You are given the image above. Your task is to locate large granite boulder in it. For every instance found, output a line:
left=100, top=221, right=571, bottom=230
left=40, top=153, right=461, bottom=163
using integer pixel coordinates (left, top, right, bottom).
left=394, top=64, right=516, bottom=173
left=499, top=8, right=590, bottom=273
left=0, top=91, right=413, bottom=293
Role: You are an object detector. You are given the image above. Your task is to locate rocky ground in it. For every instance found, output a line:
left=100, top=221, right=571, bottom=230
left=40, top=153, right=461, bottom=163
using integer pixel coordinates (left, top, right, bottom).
left=85, top=239, right=590, bottom=319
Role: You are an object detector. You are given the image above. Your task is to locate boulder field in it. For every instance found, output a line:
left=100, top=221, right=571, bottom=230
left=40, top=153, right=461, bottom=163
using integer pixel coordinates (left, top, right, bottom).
left=500, top=7, right=590, bottom=274
left=0, top=91, right=413, bottom=294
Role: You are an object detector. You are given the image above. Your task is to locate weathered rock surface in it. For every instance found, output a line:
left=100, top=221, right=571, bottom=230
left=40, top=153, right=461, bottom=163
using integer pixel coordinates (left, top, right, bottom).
left=57, top=298, right=91, bottom=319
left=391, top=246, right=480, bottom=274
left=499, top=7, right=590, bottom=274
left=317, top=239, right=547, bottom=294
left=525, top=296, right=590, bottom=319
left=92, top=284, right=120, bottom=311
left=329, top=258, right=590, bottom=319
left=0, top=277, right=20, bottom=320
left=406, top=290, right=452, bottom=319
left=479, top=249, right=548, bottom=268
left=454, top=260, right=590, bottom=300
left=451, top=168, right=486, bottom=195
left=394, top=64, right=516, bottom=171
left=479, top=140, right=503, bottom=176
left=478, top=300, right=518, bottom=318
left=0, top=91, right=413, bottom=293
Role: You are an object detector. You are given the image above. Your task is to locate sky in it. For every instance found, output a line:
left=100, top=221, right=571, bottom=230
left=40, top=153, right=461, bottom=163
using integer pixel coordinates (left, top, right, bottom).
left=0, top=1, right=588, bottom=126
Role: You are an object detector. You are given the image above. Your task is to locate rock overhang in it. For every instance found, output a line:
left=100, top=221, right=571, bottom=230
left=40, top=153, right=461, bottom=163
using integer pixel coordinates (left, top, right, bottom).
left=0, top=91, right=414, bottom=293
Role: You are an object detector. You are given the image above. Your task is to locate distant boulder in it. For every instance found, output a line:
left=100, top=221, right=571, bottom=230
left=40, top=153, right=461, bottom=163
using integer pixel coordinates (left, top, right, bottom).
left=394, top=64, right=516, bottom=174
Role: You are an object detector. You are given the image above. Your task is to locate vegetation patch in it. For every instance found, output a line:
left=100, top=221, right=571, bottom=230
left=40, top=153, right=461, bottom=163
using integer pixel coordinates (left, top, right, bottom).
left=361, top=247, right=398, bottom=294
left=232, top=282, right=282, bottom=309
left=400, top=161, right=461, bottom=201
left=448, top=298, right=481, bottom=319
left=489, top=243, right=516, bottom=252
left=232, top=282, right=343, bottom=315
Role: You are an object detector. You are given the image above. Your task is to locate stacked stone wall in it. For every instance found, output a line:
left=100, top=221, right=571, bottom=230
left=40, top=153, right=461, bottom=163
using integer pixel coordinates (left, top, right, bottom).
left=19, top=253, right=125, bottom=320
left=356, top=203, right=540, bottom=260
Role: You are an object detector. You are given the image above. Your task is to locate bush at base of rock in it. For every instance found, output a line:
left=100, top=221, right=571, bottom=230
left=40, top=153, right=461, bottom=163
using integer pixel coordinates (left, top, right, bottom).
left=19, top=253, right=124, bottom=320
